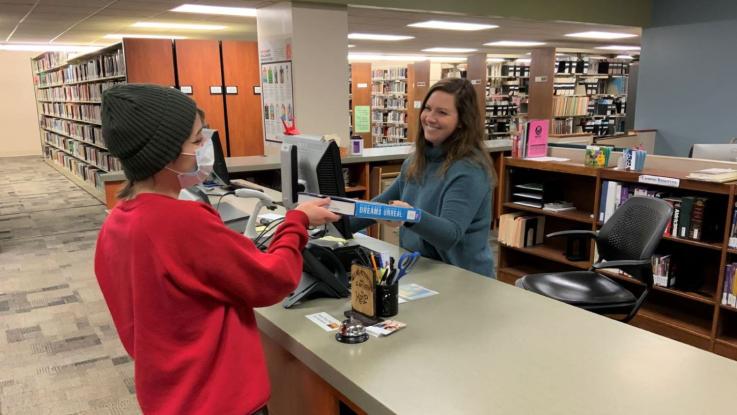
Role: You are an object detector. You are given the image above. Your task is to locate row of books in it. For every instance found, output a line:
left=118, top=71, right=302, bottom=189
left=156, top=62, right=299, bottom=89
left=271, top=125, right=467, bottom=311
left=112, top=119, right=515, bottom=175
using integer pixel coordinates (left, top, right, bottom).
left=45, top=148, right=106, bottom=191
left=551, top=118, right=583, bottom=135
left=371, top=68, right=407, bottom=80
left=553, top=59, right=630, bottom=75
left=553, top=96, right=590, bottom=116
left=41, top=118, right=104, bottom=147
left=35, top=70, right=65, bottom=87
left=36, top=80, right=122, bottom=102
left=43, top=132, right=121, bottom=172
left=63, top=49, right=125, bottom=83
left=486, top=100, right=516, bottom=116
left=555, top=60, right=590, bottom=75
left=41, top=102, right=102, bottom=123
left=372, top=125, right=407, bottom=140
left=486, top=119, right=512, bottom=136
left=722, top=263, right=737, bottom=307
left=372, top=82, right=407, bottom=94
left=590, top=97, right=626, bottom=116
left=512, top=120, right=549, bottom=158
left=599, top=181, right=724, bottom=242
left=372, top=110, right=406, bottom=124
left=32, top=52, right=70, bottom=73
left=553, top=77, right=578, bottom=96
left=371, top=96, right=406, bottom=109
left=588, top=61, right=629, bottom=75
left=583, top=118, right=619, bottom=137
left=498, top=212, right=546, bottom=248
left=487, top=63, right=530, bottom=78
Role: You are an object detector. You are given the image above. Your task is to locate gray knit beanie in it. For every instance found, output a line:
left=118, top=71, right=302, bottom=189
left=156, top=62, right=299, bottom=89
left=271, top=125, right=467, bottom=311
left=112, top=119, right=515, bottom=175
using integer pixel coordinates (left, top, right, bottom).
left=102, top=84, right=197, bottom=181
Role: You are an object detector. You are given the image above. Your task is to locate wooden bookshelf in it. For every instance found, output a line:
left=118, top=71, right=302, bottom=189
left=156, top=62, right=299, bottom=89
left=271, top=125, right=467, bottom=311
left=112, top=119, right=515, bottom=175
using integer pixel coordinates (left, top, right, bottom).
left=371, top=66, right=411, bottom=147
left=498, top=155, right=737, bottom=360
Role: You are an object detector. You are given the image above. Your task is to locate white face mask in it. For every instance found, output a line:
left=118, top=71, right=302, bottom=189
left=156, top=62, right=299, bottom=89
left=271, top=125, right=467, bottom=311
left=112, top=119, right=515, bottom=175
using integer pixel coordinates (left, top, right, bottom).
left=166, top=138, right=215, bottom=188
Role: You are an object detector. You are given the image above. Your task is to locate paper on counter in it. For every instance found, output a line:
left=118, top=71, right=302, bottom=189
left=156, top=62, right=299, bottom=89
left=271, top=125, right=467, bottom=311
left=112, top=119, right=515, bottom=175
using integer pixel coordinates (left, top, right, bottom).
left=305, top=312, right=342, bottom=332
left=398, top=284, right=438, bottom=301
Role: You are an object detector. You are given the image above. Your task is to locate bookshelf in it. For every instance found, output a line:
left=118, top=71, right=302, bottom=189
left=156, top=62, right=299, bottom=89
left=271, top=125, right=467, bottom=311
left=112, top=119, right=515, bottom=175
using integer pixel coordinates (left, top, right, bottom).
left=497, top=155, right=737, bottom=360
left=486, top=60, right=530, bottom=140
left=32, top=44, right=126, bottom=202
left=551, top=56, right=630, bottom=136
left=371, top=66, right=410, bottom=147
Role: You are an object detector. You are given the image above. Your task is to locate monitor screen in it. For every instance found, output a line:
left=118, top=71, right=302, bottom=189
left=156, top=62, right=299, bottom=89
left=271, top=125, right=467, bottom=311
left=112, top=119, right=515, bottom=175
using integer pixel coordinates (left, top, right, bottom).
left=203, top=128, right=230, bottom=186
left=280, top=135, right=352, bottom=239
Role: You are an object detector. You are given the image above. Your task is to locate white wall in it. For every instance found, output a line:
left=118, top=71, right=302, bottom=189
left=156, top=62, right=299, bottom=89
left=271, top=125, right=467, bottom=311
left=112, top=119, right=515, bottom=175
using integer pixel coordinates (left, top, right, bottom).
left=0, top=51, right=42, bottom=157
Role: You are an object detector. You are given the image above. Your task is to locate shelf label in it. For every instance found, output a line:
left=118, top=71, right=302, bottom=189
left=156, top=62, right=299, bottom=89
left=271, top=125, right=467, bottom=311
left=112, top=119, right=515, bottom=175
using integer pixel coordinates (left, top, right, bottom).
left=534, top=76, right=548, bottom=82
left=253, top=86, right=262, bottom=95
left=470, top=79, right=481, bottom=85
left=638, top=175, right=680, bottom=187
left=416, top=81, right=426, bottom=87
left=225, top=86, right=238, bottom=94
left=357, top=83, right=368, bottom=88
left=210, top=86, right=223, bottom=94
left=180, top=85, right=193, bottom=94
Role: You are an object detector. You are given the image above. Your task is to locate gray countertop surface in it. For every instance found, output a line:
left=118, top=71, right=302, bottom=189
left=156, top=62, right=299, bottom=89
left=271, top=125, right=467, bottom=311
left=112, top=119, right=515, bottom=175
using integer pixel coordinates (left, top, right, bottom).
left=255, top=236, right=737, bottom=415
left=101, top=139, right=512, bottom=182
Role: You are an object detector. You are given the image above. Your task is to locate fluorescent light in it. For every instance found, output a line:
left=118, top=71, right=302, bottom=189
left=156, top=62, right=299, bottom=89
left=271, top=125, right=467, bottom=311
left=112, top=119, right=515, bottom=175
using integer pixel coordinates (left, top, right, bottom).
left=515, top=58, right=531, bottom=63
left=408, top=20, right=498, bottom=31
left=616, top=55, right=635, bottom=59
left=104, top=34, right=187, bottom=40
left=487, top=57, right=506, bottom=62
left=347, top=33, right=414, bottom=41
left=565, top=31, right=637, bottom=40
left=171, top=4, right=257, bottom=16
left=348, top=44, right=356, bottom=48
left=132, top=22, right=226, bottom=30
left=595, top=45, right=641, bottom=51
left=428, top=56, right=467, bottom=63
left=485, top=40, right=546, bottom=47
left=0, top=43, right=99, bottom=52
left=422, top=47, right=477, bottom=53
left=348, top=53, right=426, bottom=62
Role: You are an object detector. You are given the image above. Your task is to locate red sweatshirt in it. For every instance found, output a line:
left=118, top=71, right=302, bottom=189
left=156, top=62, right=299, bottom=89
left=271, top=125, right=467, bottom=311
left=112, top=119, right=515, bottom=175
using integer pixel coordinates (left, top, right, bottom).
left=94, top=193, right=308, bottom=414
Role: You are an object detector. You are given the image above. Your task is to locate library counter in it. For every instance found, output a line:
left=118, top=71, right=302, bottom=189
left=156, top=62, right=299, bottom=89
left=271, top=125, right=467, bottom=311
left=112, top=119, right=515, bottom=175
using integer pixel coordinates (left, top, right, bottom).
left=256, top=235, right=737, bottom=415
left=99, top=139, right=512, bottom=182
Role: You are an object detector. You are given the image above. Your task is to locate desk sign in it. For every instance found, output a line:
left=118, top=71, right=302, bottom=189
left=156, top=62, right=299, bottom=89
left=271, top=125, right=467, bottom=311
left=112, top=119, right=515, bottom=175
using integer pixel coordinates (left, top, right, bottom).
left=210, top=86, right=223, bottom=95
left=351, top=264, right=375, bottom=317
left=638, top=175, right=680, bottom=188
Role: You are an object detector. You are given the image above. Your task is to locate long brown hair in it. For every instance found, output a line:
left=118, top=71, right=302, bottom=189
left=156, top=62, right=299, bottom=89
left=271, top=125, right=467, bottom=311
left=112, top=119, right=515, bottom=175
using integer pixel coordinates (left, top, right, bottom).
left=406, top=78, right=496, bottom=187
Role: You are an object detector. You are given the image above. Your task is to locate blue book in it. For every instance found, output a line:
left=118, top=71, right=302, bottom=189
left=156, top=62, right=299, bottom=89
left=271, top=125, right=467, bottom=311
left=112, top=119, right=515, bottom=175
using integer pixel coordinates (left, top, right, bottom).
left=297, top=192, right=421, bottom=223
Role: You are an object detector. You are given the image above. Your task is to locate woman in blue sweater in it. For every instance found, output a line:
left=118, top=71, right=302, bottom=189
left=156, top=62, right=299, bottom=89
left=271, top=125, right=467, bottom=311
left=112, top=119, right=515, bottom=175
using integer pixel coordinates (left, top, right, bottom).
left=352, top=78, right=497, bottom=277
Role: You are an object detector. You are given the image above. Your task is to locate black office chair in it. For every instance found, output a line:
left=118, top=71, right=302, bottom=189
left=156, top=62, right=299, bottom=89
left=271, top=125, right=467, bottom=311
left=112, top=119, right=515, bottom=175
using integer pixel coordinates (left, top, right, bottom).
left=516, top=196, right=673, bottom=322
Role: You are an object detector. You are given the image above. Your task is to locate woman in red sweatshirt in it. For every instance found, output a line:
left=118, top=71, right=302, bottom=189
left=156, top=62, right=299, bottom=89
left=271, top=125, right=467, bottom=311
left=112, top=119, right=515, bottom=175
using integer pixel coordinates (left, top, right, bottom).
left=94, top=84, right=338, bottom=415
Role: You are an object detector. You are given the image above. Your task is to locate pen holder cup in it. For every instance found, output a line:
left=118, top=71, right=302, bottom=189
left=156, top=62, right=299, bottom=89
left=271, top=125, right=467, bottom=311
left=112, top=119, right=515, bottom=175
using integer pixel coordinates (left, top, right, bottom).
left=376, top=283, right=399, bottom=318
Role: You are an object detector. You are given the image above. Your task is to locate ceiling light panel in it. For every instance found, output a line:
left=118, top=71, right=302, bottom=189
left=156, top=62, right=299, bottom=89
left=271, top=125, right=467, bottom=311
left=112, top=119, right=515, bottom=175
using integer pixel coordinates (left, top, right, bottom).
left=565, top=31, right=637, bottom=39
left=171, top=4, right=257, bottom=17
left=132, top=22, right=226, bottom=30
left=484, top=41, right=546, bottom=47
left=595, top=45, right=641, bottom=50
left=422, top=47, right=477, bottom=53
left=348, top=33, right=414, bottom=41
left=407, top=20, right=498, bottom=31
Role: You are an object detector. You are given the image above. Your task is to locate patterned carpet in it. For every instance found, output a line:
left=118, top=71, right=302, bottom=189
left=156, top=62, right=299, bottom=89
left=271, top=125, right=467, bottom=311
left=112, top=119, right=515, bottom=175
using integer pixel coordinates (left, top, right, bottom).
left=0, top=157, right=139, bottom=415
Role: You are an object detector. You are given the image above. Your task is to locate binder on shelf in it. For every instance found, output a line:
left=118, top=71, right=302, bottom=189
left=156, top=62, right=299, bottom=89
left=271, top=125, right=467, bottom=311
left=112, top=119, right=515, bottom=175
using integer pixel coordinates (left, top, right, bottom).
left=297, top=192, right=421, bottom=222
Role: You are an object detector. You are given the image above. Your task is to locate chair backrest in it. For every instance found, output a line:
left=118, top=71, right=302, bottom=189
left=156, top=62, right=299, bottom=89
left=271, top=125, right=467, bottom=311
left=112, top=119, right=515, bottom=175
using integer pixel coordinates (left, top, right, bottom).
left=596, top=196, right=673, bottom=283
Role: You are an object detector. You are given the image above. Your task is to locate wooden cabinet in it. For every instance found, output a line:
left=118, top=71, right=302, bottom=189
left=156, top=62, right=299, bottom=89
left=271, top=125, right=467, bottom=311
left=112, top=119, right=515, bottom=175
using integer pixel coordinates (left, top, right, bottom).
left=221, top=41, right=264, bottom=156
left=497, top=156, right=737, bottom=360
left=175, top=40, right=228, bottom=154
left=123, top=38, right=175, bottom=86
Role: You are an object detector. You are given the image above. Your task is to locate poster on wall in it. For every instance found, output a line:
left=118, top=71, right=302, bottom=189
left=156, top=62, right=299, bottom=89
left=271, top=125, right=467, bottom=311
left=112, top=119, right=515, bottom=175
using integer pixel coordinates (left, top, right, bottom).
left=259, top=36, right=291, bottom=64
left=261, top=60, right=294, bottom=143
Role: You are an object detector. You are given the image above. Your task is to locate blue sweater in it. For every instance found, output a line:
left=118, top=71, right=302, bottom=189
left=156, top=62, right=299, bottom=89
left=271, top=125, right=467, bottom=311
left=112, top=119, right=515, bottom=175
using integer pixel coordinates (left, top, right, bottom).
left=351, top=145, right=495, bottom=277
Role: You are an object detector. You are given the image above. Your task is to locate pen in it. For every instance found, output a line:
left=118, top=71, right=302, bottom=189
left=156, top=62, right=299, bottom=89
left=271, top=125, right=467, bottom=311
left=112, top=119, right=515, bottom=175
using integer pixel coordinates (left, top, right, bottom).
left=370, top=253, right=379, bottom=282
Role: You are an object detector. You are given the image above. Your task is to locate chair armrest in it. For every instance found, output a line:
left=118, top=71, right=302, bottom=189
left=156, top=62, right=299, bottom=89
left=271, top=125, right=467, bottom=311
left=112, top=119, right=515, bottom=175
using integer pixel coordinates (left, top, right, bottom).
left=546, top=230, right=597, bottom=239
left=591, top=259, right=651, bottom=270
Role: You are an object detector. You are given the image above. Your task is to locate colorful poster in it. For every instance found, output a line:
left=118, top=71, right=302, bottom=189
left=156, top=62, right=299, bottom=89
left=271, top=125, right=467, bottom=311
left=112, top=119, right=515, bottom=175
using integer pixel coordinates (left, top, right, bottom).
left=260, top=61, right=294, bottom=143
left=354, top=105, right=370, bottom=133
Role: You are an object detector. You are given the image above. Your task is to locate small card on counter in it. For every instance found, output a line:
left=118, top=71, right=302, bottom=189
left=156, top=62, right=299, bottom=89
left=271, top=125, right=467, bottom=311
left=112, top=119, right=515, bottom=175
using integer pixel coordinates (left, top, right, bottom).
left=305, top=312, right=342, bottom=332
left=398, top=283, right=438, bottom=301
left=366, top=320, right=407, bottom=337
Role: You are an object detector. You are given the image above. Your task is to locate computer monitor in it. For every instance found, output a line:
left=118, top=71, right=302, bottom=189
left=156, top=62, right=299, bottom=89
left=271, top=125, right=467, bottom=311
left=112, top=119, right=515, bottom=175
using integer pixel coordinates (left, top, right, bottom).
left=204, top=128, right=231, bottom=185
left=280, top=134, right=352, bottom=240
left=690, top=144, right=737, bottom=162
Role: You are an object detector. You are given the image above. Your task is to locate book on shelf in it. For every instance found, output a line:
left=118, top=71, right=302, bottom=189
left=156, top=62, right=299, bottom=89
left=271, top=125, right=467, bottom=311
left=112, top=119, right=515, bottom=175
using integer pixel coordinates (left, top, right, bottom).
left=297, top=192, right=420, bottom=222
left=687, top=168, right=737, bottom=183
left=525, top=120, right=549, bottom=158
left=722, top=263, right=737, bottom=307
left=542, top=201, right=576, bottom=212
left=498, top=212, right=545, bottom=248
left=729, top=202, right=737, bottom=248
left=652, top=254, right=674, bottom=288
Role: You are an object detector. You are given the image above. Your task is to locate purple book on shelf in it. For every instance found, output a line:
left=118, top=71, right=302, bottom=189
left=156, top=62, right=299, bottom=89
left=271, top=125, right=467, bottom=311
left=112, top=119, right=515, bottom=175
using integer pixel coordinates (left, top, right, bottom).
left=525, top=119, right=549, bottom=158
